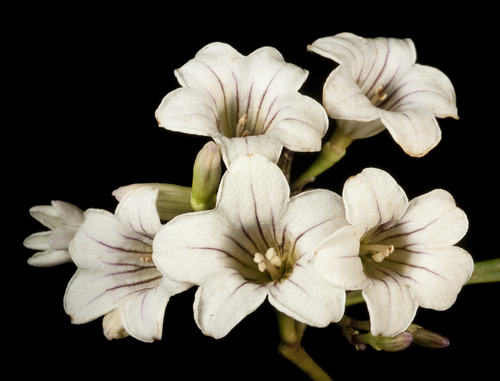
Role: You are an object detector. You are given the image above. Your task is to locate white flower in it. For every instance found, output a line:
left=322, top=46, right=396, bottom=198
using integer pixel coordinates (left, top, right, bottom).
left=24, top=201, right=84, bottom=267
left=64, top=186, right=192, bottom=342
left=314, top=168, right=473, bottom=337
left=153, top=154, right=347, bottom=339
left=155, top=42, right=328, bottom=166
left=308, top=32, right=458, bottom=157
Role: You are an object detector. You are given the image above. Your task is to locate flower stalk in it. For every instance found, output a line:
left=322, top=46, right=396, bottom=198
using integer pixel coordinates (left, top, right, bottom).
left=291, top=127, right=352, bottom=193
left=275, top=309, right=332, bottom=381
left=466, top=258, right=500, bottom=284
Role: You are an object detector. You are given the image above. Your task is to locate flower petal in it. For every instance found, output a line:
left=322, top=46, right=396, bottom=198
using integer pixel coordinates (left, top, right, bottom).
left=193, top=274, right=268, bottom=339
left=373, top=189, right=468, bottom=249
left=214, top=134, right=283, bottom=166
left=343, top=168, right=408, bottom=230
left=362, top=263, right=418, bottom=337
left=52, top=200, right=85, bottom=227
left=379, top=108, right=442, bottom=157
left=382, top=246, right=473, bottom=311
left=120, top=277, right=191, bottom=342
left=269, top=258, right=346, bottom=326
left=27, top=250, right=72, bottom=267
left=314, top=225, right=367, bottom=289
left=23, top=231, right=51, bottom=251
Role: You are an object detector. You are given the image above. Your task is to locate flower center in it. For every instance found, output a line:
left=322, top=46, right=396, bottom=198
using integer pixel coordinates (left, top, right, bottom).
left=359, top=243, right=394, bottom=263
left=235, top=114, right=250, bottom=138
left=254, top=247, right=283, bottom=280
left=370, top=85, right=388, bottom=106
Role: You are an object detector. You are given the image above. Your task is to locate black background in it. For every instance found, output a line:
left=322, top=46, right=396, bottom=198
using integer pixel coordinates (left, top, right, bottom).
left=12, top=4, right=497, bottom=380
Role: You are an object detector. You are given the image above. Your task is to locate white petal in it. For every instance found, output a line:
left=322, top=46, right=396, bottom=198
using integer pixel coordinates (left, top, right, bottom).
left=48, top=225, right=79, bottom=250
left=379, top=108, right=442, bottom=157
left=269, top=258, right=346, bottom=326
left=120, top=277, right=191, bottom=342
left=382, top=64, right=458, bottom=119
left=155, top=87, right=221, bottom=137
left=193, top=274, right=268, bottom=339
left=362, top=264, right=418, bottom=337
left=314, top=225, right=367, bottom=290
left=115, top=186, right=162, bottom=237
left=29, top=205, right=60, bottom=230
left=23, top=231, right=51, bottom=251
left=214, top=134, right=283, bottom=166
left=374, top=189, right=468, bottom=249
left=382, top=246, right=473, bottom=311
left=64, top=266, right=163, bottom=324
left=342, top=168, right=408, bottom=230
left=52, top=200, right=85, bottom=227
left=27, top=250, right=72, bottom=267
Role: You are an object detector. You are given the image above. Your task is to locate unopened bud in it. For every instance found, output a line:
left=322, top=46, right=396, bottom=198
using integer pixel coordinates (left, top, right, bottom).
left=112, top=183, right=193, bottom=221
left=353, top=331, right=413, bottom=352
left=407, top=324, right=450, bottom=349
left=190, top=142, right=221, bottom=211
left=102, top=309, right=130, bottom=340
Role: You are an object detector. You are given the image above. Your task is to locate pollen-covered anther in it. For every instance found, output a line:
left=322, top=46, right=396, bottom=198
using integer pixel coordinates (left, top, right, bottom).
left=370, top=85, right=388, bottom=106
left=360, top=244, right=394, bottom=263
left=254, top=247, right=282, bottom=275
left=235, top=114, right=251, bottom=138
left=140, top=255, right=153, bottom=263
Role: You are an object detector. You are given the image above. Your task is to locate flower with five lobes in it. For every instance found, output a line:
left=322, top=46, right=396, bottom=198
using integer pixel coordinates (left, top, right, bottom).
left=155, top=42, right=328, bottom=167
left=64, top=186, right=192, bottom=342
left=314, top=168, right=473, bottom=337
left=24, top=200, right=84, bottom=267
left=308, top=32, right=458, bottom=157
left=153, top=154, right=348, bottom=339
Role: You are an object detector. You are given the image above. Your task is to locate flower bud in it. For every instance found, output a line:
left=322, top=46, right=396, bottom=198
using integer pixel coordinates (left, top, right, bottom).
left=190, top=142, right=222, bottom=211
left=353, top=331, right=413, bottom=352
left=102, top=309, right=130, bottom=340
left=112, top=183, right=193, bottom=221
left=407, top=324, right=450, bottom=349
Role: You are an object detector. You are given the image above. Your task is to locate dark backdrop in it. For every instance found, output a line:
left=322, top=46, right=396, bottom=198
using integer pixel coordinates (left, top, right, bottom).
left=13, top=5, right=496, bottom=380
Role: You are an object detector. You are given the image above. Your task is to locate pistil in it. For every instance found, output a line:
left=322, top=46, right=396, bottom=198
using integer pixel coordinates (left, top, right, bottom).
left=370, top=85, right=388, bottom=106
left=359, top=244, right=394, bottom=263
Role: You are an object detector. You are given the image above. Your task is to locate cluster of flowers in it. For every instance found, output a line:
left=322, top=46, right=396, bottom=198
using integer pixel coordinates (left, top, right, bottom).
left=24, top=33, right=472, bottom=345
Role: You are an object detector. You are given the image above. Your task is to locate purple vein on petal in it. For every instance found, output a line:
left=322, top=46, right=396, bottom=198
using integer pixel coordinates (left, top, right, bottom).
left=252, top=64, right=286, bottom=134
left=82, top=229, right=151, bottom=256
left=79, top=275, right=162, bottom=311
left=366, top=38, right=391, bottom=97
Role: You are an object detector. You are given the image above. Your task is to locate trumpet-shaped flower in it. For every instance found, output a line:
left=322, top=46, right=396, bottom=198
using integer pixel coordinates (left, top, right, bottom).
left=24, top=201, right=84, bottom=267
left=314, top=168, right=473, bottom=337
left=64, top=186, right=192, bottom=342
left=308, top=32, right=458, bottom=157
left=155, top=42, right=328, bottom=166
left=153, top=154, right=348, bottom=339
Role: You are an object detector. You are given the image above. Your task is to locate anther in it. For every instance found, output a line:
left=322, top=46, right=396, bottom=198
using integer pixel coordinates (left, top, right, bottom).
left=370, top=85, right=388, bottom=106
left=140, top=255, right=153, bottom=263
left=236, top=114, right=248, bottom=137
left=359, top=244, right=394, bottom=263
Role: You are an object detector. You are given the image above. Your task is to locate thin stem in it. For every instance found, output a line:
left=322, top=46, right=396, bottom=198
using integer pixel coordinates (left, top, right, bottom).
left=291, top=127, right=352, bottom=193
left=274, top=309, right=333, bottom=381
left=467, top=258, right=500, bottom=284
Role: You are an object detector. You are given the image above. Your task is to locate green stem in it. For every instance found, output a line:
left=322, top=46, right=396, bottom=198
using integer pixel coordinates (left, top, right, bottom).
left=467, top=258, right=500, bottom=284
left=291, top=128, right=352, bottom=193
left=275, top=309, right=333, bottom=381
